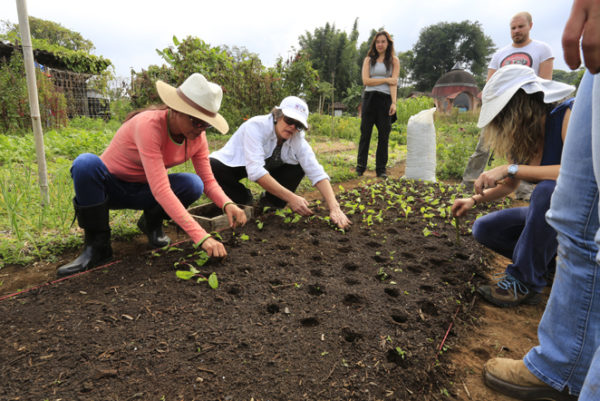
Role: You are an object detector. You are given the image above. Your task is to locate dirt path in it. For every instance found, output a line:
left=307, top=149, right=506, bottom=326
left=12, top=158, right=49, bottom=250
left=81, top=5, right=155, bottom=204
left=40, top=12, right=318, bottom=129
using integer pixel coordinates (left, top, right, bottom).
left=0, top=162, right=545, bottom=400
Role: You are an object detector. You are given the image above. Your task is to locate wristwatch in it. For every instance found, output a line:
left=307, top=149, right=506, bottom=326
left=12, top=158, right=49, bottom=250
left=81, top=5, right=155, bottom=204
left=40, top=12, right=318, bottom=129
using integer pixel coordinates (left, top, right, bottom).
left=507, top=164, right=519, bottom=178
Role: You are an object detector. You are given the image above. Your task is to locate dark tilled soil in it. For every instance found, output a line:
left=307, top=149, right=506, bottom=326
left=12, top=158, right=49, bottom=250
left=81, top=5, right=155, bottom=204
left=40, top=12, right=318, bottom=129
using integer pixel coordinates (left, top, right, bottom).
left=0, top=178, right=499, bottom=401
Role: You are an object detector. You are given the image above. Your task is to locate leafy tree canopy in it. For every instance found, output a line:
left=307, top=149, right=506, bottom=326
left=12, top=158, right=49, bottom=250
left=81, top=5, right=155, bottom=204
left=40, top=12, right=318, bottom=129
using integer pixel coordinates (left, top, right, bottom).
left=1, top=17, right=110, bottom=74
left=298, top=19, right=361, bottom=102
left=7, top=16, right=95, bottom=52
left=552, top=68, right=585, bottom=87
left=410, top=20, right=495, bottom=91
left=132, top=36, right=319, bottom=131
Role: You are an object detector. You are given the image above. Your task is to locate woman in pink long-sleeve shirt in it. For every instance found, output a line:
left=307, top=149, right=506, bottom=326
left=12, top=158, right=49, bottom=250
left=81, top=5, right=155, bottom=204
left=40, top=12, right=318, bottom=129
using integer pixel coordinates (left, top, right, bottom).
left=57, top=73, right=247, bottom=278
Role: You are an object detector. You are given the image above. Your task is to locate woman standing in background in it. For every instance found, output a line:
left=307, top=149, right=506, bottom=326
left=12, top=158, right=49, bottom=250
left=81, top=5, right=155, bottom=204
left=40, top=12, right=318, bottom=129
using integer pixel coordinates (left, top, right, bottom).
left=355, top=30, right=399, bottom=178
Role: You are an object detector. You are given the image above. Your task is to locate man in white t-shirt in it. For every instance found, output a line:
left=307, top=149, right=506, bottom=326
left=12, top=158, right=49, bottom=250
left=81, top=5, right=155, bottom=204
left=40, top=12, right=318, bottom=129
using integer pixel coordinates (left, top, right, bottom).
left=462, top=12, right=555, bottom=198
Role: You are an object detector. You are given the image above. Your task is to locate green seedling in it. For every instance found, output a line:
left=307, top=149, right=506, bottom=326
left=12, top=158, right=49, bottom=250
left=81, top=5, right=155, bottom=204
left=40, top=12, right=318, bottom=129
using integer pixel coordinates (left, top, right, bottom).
left=211, top=232, right=223, bottom=241
left=395, top=347, right=406, bottom=359
left=176, top=268, right=219, bottom=289
left=452, top=216, right=461, bottom=245
left=256, top=220, right=264, bottom=230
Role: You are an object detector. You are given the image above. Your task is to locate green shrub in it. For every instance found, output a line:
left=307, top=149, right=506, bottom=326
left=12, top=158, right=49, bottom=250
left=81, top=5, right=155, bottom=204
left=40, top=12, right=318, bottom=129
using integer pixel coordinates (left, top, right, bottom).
left=308, top=114, right=361, bottom=140
left=435, top=122, right=479, bottom=180
left=0, top=53, right=68, bottom=134
left=109, top=97, right=133, bottom=123
left=396, top=96, right=435, bottom=126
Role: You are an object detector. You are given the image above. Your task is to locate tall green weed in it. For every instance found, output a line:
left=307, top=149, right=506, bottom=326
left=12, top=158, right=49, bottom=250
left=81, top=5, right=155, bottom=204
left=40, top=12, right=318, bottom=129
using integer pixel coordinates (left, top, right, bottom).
left=434, top=111, right=480, bottom=180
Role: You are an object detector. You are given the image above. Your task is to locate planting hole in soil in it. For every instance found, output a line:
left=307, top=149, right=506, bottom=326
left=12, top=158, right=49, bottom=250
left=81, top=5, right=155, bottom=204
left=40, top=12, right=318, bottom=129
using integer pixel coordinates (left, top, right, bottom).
left=0, top=178, right=505, bottom=400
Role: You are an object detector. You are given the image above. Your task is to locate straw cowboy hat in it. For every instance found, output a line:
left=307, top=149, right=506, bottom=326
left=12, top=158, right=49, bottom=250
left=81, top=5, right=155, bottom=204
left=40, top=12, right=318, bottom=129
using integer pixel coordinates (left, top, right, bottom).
left=477, top=64, right=575, bottom=128
left=156, top=73, right=229, bottom=134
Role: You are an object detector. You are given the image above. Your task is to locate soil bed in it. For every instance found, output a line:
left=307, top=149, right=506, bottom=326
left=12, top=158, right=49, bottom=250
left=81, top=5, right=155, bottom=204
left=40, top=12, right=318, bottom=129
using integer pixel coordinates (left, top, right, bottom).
left=0, top=178, right=502, bottom=400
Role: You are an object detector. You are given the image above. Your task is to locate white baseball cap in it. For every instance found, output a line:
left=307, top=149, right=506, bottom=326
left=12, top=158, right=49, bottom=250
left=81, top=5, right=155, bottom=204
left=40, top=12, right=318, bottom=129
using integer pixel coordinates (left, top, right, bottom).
left=477, top=64, right=575, bottom=128
left=278, top=96, right=309, bottom=129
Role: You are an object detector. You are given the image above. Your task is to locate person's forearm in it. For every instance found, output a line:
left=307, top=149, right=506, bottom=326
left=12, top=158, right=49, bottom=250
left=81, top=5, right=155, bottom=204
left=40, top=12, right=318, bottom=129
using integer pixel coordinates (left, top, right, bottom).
left=363, top=77, right=391, bottom=86
left=315, top=179, right=340, bottom=211
left=510, top=164, right=560, bottom=182
left=389, top=85, right=397, bottom=104
left=472, top=183, right=516, bottom=204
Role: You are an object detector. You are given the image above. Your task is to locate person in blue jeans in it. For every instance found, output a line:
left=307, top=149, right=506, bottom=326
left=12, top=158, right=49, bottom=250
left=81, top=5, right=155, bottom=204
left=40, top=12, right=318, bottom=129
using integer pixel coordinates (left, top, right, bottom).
left=481, top=1, right=600, bottom=399
left=452, top=64, right=575, bottom=308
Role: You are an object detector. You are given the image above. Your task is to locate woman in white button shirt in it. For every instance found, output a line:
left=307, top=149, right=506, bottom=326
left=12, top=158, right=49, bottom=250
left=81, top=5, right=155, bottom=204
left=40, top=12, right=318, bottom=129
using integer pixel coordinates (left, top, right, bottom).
left=210, top=96, right=351, bottom=229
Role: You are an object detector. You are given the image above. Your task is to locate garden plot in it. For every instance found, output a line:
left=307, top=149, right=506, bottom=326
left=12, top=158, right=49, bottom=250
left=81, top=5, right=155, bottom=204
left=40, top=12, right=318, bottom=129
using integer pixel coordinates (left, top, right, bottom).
left=0, top=179, right=503, bottom=400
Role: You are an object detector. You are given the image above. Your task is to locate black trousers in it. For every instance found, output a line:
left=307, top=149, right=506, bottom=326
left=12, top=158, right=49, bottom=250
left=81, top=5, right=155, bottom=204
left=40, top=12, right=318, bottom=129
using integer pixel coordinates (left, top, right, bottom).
left=356, top=91, right=393, bottom=174
left=209, top=158, right=305, bottom=208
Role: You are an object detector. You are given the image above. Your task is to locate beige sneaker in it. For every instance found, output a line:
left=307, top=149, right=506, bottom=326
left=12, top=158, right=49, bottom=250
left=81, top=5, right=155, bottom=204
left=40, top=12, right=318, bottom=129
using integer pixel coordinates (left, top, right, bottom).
left=483, top=358, right=577, bottom=401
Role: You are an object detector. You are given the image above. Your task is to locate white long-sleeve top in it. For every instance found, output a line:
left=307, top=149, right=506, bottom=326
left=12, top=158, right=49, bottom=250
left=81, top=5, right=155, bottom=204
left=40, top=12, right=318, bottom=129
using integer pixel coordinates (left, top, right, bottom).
left=210, top=113, right=329, bottom=185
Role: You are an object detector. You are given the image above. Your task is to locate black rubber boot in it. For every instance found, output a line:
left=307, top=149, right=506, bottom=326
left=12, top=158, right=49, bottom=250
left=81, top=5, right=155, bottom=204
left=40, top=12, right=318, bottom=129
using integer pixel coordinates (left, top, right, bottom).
left=57, top=199, right=113, bottom=278
left=137, top=205, right=171, bottom=248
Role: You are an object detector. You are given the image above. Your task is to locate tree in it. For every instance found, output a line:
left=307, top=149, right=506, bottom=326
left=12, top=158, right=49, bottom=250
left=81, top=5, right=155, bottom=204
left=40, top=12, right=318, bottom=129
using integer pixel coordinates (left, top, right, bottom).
left=272, top=51, right=320, bottom=107
left=1, top=16, right=94, bottom=52
left=1, top=17, right=111, bottom=76
left=552, top=68, right=585, bottom=87
left=410, top=21, right=495, bottom=91
left=134, top=36, right=318, bottom=131
left=298, top=20, right=361, bottom=109
left=397, top=50, right=414, bottom=89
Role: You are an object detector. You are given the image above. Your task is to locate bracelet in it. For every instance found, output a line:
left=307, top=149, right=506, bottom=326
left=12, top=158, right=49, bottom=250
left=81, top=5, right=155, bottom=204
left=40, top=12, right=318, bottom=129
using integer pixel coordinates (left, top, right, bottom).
left=222, top=201, right=234, bottom=213
left=196, top=234, right=212, bottom=247
left=470, top=196, right=478, bottom=206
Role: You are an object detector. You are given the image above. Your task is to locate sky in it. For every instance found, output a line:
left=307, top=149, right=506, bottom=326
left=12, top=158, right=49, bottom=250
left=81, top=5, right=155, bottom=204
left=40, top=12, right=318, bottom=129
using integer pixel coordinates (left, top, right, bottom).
left=4, top=0, right=578, bottom=80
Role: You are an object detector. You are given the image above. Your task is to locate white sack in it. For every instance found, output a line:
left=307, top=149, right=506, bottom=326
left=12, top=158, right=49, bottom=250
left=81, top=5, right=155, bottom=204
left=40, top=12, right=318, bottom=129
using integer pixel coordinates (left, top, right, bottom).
left=404, top=107, right=436, bottom=182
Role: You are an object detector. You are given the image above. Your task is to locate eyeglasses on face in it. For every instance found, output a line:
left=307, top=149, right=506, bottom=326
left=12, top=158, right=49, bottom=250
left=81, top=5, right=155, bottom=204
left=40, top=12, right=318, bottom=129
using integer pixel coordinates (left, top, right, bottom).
left=282, top=116, right=304, bottom=130
left=188, top=115, right=212, bottom=130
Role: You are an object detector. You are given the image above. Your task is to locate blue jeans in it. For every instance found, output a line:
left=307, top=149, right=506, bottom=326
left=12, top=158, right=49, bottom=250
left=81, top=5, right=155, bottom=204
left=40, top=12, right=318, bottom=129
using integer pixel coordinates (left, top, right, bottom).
left=579, top=345, right=600, bottom=400
left=523, top=72, right=600, bottom=397
left=71, top=153, right=204, bottom=210
left=472, top=180, right=557, bottom=292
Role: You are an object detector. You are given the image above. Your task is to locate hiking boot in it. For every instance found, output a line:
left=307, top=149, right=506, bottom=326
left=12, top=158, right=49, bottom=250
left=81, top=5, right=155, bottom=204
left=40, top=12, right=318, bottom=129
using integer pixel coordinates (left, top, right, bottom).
left=477, top=273, right=541, bottom=307
left=484, top=358, right=577, bottom=401
left=377, top=172, right=388, bottom=179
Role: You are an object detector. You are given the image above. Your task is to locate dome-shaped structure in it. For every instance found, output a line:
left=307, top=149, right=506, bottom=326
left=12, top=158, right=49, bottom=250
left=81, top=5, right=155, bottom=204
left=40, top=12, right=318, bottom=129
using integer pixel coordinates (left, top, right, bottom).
left=432, top=68, right=480, bottom=113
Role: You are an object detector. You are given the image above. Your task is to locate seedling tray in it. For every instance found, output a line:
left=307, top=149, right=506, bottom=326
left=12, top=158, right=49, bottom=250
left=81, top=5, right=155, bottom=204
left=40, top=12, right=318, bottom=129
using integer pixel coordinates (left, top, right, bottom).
left=188, top=202, right=253, bottom=232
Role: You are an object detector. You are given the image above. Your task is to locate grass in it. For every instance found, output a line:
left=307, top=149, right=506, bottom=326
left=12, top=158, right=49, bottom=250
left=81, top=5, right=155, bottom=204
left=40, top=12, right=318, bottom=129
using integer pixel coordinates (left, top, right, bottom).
left=0, top=101, right=478, bottom=268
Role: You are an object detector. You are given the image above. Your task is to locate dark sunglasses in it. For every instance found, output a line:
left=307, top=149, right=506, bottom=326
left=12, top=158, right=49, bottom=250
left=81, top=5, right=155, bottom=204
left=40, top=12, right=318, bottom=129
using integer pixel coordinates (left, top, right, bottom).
left=282, top=116, right=304, bottom=130
left=188, top=115, right=212, bottom=130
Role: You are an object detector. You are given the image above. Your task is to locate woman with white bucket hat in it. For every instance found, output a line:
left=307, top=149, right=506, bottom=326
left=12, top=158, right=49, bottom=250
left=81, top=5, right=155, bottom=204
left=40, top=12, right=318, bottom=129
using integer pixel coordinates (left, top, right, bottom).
left=57, top=73, right=247, bottom=278
left=210, top=96, right=351, bottom=230
left=451, top=64, right=575, bottom=307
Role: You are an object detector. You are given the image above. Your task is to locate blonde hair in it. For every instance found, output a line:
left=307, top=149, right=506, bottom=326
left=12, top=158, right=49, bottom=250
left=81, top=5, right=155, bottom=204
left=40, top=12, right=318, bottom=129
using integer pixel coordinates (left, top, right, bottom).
left=483, top=90, right=551, bottom=164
